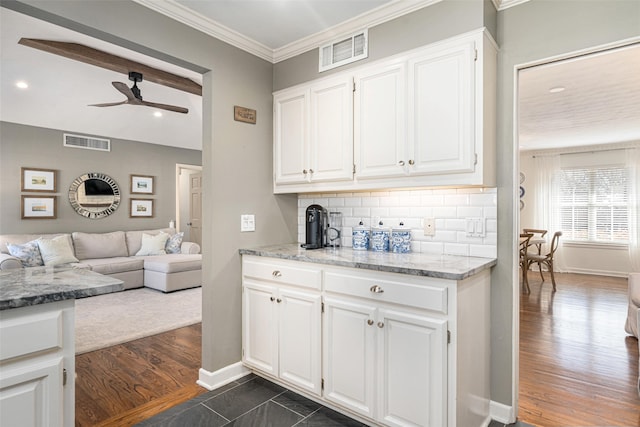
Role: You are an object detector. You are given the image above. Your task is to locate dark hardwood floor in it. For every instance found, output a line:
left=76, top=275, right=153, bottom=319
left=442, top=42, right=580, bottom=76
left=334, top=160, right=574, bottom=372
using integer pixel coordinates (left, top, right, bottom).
left=75, top=272, right=640, bottom=426
left=519, top=272, right=640, bottom=426
left=75, top=323, right=206, bottom=427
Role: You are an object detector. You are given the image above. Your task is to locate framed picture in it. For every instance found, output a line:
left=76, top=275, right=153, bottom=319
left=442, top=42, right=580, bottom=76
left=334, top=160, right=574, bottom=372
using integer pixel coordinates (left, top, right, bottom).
left=130, top=175, right=154, bottom=195
left=21, top=195, right=57, bottom=219
left=130, top=199, right=154, bottom=218
left=21, top=167, right=57, bottom=192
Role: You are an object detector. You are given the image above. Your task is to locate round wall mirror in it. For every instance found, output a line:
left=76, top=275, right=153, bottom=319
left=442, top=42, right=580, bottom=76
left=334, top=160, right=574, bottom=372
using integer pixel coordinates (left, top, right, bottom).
left=68, top=172, right=121, bottom=219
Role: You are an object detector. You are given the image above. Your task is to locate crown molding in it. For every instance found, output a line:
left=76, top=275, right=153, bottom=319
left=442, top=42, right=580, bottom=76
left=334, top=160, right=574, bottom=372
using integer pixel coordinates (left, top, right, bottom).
left=134, top=0, right=442, bottom=64
left=492, top=0, right=531, bottom=11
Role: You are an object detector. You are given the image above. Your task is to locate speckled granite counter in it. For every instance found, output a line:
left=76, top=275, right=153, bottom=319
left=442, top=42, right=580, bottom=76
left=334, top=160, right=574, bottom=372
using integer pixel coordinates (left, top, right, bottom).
left=0, top=266, right=124, bottom=310
left=239, top=244, right=496, bottom=280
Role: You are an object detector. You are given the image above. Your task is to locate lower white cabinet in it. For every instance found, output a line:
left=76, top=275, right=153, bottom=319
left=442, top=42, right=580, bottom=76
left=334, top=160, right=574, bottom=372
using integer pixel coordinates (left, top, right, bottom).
left=242, top=258, right=322, bottom=396
left=241, top=255, right=491, bottom=427
left=0, top=300, right=75, bottom=427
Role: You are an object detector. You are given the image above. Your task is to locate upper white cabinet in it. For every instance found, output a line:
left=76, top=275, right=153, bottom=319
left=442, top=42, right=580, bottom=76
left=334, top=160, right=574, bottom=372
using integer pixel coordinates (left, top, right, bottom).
left=274, top=75, right=353, bottom=186
left=273, top=28, right=496, bottom=193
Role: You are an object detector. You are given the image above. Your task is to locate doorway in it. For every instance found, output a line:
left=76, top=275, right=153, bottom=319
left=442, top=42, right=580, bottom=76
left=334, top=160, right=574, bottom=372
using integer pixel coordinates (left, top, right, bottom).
left=176, top=163, right=203, bottom=246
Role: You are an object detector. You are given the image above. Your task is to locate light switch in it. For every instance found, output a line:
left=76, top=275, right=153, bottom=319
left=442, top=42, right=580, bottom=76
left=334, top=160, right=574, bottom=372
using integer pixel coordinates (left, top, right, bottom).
left=241, top=214, right=255, bottom=232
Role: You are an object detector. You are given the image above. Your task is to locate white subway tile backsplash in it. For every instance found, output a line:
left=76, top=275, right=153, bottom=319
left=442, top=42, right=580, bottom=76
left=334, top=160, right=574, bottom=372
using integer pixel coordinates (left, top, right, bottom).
left=298, top=187, right=497, bottom=257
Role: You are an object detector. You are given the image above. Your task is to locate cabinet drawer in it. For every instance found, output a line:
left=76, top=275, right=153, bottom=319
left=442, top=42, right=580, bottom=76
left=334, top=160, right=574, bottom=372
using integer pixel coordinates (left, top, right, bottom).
left=324, top=269, right=448, bottom=314
left=0, top=309, right=63, bottom=362
left=243, top=257, right=321, bottom=290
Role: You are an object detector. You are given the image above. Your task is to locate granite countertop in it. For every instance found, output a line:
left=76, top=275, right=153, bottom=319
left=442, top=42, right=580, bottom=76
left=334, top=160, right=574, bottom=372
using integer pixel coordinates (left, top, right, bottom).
left=0, top=266, right=124, bottom=310
left=239, top=244, right=496, bottom=280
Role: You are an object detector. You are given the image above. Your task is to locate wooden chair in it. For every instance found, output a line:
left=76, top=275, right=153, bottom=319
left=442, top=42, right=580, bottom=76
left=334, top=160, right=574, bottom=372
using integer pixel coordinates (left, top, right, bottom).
left=519, top=233, right=533, bottom=293
left=522, top=228, right=548, bottom=280
left=524, top=231, right=562, bottom=291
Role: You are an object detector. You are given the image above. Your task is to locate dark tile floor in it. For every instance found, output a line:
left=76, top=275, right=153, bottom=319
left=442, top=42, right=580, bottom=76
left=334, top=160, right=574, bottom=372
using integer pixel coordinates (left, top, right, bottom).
left=137, top=373, right=534, bottom=427
left=136, top=374, right=368, bottom=426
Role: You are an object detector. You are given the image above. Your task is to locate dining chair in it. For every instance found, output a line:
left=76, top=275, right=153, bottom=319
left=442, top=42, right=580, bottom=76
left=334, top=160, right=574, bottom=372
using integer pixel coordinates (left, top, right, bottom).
left=523, top=228, right=548, bottom=281
left=525, top=231, right=562, bottom=291
left=519, top=233, right=533, bottom=293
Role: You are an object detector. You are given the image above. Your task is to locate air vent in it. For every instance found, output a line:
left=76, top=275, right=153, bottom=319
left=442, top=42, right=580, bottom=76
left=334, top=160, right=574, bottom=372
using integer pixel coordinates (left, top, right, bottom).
left=63, top=133, right=110, bottom=152
left=319, top=29, right=368, bottom=72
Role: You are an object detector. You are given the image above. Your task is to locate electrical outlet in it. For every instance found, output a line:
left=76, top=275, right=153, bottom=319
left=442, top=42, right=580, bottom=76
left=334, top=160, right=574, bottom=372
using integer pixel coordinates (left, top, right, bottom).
left=423, top=217, right=435, bottom=236
left=241, top=214, right=255, bottom=232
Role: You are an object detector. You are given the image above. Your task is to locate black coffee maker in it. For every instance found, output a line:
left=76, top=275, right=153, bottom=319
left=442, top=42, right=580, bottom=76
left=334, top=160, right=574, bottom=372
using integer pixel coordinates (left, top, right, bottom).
left=302, top=204, right=327, bottom=249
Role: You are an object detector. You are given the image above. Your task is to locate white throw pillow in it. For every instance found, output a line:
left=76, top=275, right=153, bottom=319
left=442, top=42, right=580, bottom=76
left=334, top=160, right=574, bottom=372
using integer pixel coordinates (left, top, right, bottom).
left=136, top=232, right=169, bottom=256
left=37, top=235, right=79, bottom=266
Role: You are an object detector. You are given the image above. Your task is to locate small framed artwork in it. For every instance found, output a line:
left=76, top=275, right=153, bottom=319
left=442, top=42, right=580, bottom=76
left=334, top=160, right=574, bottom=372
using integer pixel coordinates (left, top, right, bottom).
left=21, top=167, right=57, bottom=192
left=130, top=199, right=154, bottom=218
left=21, top=195, right=57, bottom=219
left=130, top=175, right=154, bottom=195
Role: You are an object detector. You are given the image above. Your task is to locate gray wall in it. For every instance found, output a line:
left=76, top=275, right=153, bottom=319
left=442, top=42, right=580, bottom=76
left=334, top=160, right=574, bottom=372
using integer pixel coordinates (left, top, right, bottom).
left=4, top=0, right=298, bottom=374
left=0, top=121, right=201, bottom=234
left=494, top=0, right=640, bottom=406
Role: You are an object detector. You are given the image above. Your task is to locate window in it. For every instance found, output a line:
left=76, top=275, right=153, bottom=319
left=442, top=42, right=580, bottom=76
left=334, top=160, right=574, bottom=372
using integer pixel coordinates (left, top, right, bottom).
left=559, top=166, right=629, bottom=243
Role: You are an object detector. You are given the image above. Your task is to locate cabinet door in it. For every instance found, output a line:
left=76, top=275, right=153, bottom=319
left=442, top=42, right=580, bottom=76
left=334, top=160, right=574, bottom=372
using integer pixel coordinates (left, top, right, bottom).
left=274, top=88, right=309, bottom=184
left=354, top=61, right=407, bottom=179
left=309, top=76, right=354, bottom=182
left=408, top=40, right=475, bottom=176
left=322, top=296, right=376, bottom=419
left=278, top=288, right=322, bottom=396
left=0, top=357, right=63, bottom=427
left=377, top=309, right=447, bottom=427
left=242, top=281, right=278, bottom=376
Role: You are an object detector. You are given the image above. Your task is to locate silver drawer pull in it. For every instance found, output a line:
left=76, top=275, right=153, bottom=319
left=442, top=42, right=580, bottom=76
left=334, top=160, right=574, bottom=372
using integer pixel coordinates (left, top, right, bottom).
left=377, top=322, right=384, bottom=328
left=272, top=270, right=282, bottom=278
left=370, top=285, right=384, bottom=294
left=367, top=319, right=374, bottom=326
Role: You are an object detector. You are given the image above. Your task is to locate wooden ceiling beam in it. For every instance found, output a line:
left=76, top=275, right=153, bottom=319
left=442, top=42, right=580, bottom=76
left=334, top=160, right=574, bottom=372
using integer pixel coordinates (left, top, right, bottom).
left=18, top=38, right=202, bottom=96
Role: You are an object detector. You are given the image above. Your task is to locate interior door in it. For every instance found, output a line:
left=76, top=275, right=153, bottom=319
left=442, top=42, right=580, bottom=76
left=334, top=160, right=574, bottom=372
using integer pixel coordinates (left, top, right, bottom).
left=189, top=172, right=202, bottom=246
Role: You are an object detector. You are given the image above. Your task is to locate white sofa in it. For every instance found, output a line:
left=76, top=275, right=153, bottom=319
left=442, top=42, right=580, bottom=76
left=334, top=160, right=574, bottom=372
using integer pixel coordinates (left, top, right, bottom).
left=624, top=273, right=640, bottom=396
left=0, top=228, right=201, bottom=292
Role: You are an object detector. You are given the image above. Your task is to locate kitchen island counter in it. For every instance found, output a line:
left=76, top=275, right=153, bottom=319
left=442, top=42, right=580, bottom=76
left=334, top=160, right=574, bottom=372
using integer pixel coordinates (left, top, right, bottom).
left=240, top=243, right=496, bottom=281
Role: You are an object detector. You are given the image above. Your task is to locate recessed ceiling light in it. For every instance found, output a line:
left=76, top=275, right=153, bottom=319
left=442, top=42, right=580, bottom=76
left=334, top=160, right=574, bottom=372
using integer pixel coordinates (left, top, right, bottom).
left=549, top=86, right=565, bottom=93
left=16, top=81, right=29, bottom=89
left=153, top=111, right=163, bottom=118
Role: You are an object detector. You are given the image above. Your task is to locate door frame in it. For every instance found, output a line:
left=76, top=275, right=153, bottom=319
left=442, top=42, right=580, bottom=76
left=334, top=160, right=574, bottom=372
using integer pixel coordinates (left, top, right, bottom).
left=175, top=163, right=203, bottom=235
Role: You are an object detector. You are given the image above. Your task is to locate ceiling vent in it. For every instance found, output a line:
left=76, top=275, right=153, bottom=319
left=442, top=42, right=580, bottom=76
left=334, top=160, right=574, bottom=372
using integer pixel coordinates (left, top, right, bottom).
left=319, top=29, right=368, bottom=72
left=63, top=133, right=111, bottom=152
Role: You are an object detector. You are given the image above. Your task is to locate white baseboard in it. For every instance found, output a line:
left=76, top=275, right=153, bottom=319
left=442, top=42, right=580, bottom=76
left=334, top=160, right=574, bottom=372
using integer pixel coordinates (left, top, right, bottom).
left=197, top=361, right=251, bottom=391
left=563, top=268, right=629, bottom=278
left=490, top=400, right=515, bottom=424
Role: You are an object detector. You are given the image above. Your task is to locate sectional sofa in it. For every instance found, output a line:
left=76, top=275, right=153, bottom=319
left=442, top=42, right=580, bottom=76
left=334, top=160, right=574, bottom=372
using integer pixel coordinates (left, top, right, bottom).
left=0, top=228, right=201, bottom=292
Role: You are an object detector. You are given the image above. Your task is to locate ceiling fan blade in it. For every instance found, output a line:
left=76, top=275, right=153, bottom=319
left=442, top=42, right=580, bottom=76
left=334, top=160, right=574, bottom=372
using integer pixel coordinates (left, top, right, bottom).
left=112, top=82, right=136, bottom=101
left=140, top=100, right=189, bottom=114
left=88, top=101, right=128, bottom=107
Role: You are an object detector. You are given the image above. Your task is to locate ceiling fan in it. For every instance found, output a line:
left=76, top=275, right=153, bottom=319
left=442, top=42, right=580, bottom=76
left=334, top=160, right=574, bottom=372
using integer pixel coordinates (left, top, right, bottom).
left=90, top=71, right=189, bottom=114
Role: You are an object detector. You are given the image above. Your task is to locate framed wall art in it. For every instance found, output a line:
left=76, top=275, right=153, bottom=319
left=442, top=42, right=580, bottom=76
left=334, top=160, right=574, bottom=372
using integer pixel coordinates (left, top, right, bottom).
left=130, top=174, right=154, bottom=195
left=21, top=195, right=57, bottom=219
left=130, top=199, right=154, bottom=218
left=21, top=167, right=57, bottom=192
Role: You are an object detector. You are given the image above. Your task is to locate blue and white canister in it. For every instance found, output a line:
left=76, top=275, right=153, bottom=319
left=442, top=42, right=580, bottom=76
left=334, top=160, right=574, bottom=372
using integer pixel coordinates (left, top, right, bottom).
left=370, top=221, right=390, bottom=252
left=352, top=221, right=370, bottom=250
left=391, top=222, right=411, bottom=253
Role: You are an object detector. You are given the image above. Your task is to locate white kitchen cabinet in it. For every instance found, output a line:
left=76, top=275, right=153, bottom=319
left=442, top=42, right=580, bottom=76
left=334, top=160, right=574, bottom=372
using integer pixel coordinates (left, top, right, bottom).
left=273, top=75, right=353, bottom=187
left=0, top=300, right=75, bottom=427
left=242, top=257, right=322, bottom=396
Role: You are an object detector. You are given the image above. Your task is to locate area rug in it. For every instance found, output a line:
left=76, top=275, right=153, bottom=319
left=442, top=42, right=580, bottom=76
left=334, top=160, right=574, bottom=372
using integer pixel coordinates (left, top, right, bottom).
left=75, top=287, right=201, bottom=354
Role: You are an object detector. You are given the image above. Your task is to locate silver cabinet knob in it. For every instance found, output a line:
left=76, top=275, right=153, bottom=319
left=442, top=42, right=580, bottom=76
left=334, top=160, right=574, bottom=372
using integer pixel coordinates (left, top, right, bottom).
left=377, top=322, right=384, bottom=328
left=398, top=160, right=405, bottom=166
left=270, top=296, right=275, bottom=302
left=309, top=169, right=314, bottom=174
left=408, top=159, right=415, bottom=165
left=272, top=270, right=282, bottom=277
left=277, top=298, right=282, bottom=303
left=367, top=319, right=374, bottom=326
left=303, top=169, right=308, bottom=174
left=370, top=285, right=384, bottom=294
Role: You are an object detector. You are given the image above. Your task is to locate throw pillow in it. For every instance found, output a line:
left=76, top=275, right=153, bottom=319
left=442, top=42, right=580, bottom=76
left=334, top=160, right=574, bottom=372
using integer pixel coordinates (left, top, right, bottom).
left=136, top=232, right=169, bottom=256
left=6, top=240, right=44, bottom=267
left=165, top=232, right=184, bottom=254
left=37, top=235, right=79, bottom=266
